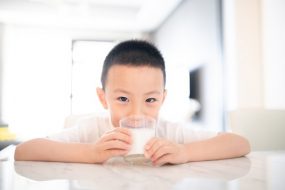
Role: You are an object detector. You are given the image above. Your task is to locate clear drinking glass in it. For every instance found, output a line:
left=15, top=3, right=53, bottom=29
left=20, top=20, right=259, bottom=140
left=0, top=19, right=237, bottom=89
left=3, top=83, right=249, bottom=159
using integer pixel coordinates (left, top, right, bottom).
left=120, top=115, right=156, bottom=164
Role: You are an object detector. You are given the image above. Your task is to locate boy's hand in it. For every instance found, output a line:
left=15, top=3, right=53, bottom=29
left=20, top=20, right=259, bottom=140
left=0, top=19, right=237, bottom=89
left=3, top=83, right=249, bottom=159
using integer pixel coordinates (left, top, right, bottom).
left=144, top=138, right=189, bottom=166
left=92, top=128, right=132, bottom=163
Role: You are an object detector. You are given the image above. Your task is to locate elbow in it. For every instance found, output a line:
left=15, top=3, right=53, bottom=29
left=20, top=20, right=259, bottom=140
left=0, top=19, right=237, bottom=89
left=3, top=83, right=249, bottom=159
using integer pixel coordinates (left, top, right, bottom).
left=14, top=144, right=23, bottom=161
left=243, top=137, right=251, bottom=155
left=237, top=135, right=251, bottom=157
left=220, top=133, right=251, bottom=157
left=14, top=138, right=51, bottom=161
left=222, top=133, right=251, bottom=157
left=14, top=139, right=36, bottom=161
left=14, top=146, right=20, bottom=161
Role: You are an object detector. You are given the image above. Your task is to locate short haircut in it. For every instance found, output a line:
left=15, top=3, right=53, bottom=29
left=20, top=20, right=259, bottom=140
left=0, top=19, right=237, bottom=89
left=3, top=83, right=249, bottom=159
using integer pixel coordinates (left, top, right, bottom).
left=101, top=39, right=166, bottom=90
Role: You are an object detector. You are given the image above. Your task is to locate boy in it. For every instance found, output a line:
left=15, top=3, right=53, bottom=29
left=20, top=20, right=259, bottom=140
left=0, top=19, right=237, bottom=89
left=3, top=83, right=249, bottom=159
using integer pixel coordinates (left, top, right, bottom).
left=15, top=40, right=250, bottom=166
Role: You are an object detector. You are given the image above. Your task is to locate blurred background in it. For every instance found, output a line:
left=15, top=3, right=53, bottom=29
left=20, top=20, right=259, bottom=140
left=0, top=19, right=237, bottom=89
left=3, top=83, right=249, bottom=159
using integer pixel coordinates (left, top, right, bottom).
left=0, top=0, right=284, bottom=148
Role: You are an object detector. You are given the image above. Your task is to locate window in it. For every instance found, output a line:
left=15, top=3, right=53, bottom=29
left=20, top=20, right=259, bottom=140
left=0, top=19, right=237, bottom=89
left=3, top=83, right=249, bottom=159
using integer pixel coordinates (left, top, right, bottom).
left=2, top=26, right=71, bottom=139
left=71, top=40, right=115, bottom=115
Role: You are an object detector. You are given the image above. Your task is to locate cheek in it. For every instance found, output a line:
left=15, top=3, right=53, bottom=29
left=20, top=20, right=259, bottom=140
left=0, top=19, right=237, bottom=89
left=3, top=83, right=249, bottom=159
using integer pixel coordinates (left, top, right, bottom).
left=111, top=118, right=120, bottom=128
left=148, top=111, right=160, bottom=120
left=109, top=112, right=120, bottom=128
left=109, top=106, right=127, bottom=128
left=146, top=105, right=162, bottom=119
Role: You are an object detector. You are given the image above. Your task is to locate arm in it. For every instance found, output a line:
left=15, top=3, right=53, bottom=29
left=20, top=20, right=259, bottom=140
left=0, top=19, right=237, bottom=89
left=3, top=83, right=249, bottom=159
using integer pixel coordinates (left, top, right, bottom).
left=184, top=132, right=250, bottom=161
left=145, top=132, right=250, bottom=166
left=15, top=138, right=96, bottom=163
left=15, top=128, right=132, bottom=163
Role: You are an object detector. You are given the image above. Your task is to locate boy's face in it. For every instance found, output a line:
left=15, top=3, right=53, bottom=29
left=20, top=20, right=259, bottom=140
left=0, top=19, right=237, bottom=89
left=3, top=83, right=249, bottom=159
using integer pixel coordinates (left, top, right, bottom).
left=97, top=65, right=166, bottom=127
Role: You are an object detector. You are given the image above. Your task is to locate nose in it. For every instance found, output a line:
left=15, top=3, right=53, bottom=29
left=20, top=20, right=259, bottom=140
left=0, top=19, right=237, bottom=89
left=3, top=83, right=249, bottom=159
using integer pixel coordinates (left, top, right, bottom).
left=130, top=102, right=143, bottom=116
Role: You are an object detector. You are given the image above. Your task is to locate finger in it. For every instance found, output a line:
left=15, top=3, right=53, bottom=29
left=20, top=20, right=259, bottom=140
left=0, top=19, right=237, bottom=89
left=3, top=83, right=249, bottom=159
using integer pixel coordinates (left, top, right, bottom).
left=107, top=149, right=129, bottom=157
left=101, top=131, right=132, bottom=144
left=152, top=146, right=173, bottom=161
left=102, top=128, right=131, bottom=141
left=114, top=127, right=132, bottom=136
left=105, top=127, right=131, bottom=134
left=153, top=154, right=172, bottom=166
left=114, top=132, right=132, bottom=144
left=144, top=138, right=159, bottom=158
left=102, top=140, right=131, bottom=151
left=147, top=140, right=166, bottom=159
left=144, top=137, right=157, bottom=150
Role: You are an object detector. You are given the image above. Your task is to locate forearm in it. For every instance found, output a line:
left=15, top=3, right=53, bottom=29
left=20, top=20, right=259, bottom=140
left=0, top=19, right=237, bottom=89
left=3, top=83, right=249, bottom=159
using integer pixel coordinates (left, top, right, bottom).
left=185, top=133, right=250, bottom=162
left=14, top=138, right=94, bottom=163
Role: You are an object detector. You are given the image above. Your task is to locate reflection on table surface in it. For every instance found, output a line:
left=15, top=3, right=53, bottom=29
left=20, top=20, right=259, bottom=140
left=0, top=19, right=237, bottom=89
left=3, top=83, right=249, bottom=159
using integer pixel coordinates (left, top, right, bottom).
left=1, top=145, right=285, bottom=190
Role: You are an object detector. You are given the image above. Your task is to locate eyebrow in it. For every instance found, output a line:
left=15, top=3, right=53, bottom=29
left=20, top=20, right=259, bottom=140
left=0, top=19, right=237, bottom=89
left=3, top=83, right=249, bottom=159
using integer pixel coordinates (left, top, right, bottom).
left=144, top=91, right=162, bottom=95
left=113, top=89, right=162, bottom=95
left=113, top=89, right=131, bottom=94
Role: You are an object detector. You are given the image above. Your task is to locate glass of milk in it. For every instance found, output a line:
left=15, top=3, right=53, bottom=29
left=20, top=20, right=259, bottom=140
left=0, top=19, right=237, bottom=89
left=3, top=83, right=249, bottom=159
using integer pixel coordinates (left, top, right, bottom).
left=120, top=115, right=156, bottom=164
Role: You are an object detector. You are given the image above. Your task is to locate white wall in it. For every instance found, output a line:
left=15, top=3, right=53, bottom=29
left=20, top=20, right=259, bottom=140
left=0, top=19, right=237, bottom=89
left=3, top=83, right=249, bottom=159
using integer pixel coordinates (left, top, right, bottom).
left=0, top=23, right=3, bottom=124
left=236, top=0, right=264, bottom=108
left=262, top=0, right=285, bottom=109
left=223, top=0, right=285, bottom=111
left=223, top=0, right=263, bottom=110
left=153, top=0, right=223, bottom=131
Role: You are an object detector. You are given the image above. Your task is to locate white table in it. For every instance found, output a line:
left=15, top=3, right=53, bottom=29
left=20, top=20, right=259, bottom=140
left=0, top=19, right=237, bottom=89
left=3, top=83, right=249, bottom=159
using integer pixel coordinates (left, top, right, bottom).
left=1, top=145, right=285, bottom=190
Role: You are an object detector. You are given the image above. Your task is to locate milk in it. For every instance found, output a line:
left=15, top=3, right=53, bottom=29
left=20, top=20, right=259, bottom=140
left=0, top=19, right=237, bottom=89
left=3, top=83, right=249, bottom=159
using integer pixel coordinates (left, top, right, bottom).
left=128, top=127, right=155, bottom=155
left=119, top=115, right=156, bottom=156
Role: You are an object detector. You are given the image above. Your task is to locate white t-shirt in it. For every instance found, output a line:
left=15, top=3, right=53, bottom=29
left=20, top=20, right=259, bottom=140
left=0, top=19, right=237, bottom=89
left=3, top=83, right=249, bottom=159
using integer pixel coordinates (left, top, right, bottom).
left=48, top=116, right=217, bottom=144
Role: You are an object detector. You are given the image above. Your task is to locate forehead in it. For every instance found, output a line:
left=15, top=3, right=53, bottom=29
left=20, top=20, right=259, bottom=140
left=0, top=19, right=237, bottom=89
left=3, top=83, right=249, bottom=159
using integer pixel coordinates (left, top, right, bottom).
left=105, top=65, right=164, bottom=92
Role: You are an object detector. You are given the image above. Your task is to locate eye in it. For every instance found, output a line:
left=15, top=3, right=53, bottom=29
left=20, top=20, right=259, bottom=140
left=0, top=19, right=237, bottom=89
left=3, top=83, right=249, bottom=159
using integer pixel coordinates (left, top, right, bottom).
left=146, top=98, right=157, bottom=103
left=117, top=96, right=129, bottom=102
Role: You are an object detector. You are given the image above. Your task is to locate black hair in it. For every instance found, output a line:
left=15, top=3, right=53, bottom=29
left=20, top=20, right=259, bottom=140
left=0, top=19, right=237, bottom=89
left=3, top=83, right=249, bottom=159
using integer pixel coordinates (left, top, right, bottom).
left=101, top=39, right=166, bottom=89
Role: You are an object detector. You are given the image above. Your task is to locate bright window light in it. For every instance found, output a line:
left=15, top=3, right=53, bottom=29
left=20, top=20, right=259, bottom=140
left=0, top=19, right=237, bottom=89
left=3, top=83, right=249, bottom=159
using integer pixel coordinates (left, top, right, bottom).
left=71, top=40, right=115, bottom=115
left=2, top=26, right=72, bottom=140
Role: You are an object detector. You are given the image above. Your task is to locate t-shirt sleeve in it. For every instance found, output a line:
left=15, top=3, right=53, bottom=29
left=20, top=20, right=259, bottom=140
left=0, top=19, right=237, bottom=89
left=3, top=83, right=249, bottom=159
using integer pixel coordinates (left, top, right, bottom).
left=47, top=116, right=101, bottom=143
left=156, top=120, right=218, bottom=144
left=47, top=126, right=83, bottom=142
left=182, top=127, right=218, bottom=144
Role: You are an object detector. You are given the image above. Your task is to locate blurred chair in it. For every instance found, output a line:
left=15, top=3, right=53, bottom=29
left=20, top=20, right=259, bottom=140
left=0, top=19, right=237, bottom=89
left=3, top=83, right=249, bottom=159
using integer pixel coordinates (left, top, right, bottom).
left=229, top=109, right=285, bottom=151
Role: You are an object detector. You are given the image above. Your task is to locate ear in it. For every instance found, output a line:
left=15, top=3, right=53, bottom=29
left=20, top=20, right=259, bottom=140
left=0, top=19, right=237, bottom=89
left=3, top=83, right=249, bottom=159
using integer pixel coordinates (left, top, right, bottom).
left=96, top=87, right=108, bottom=109
left=162, top=89, right=167, bottom=104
